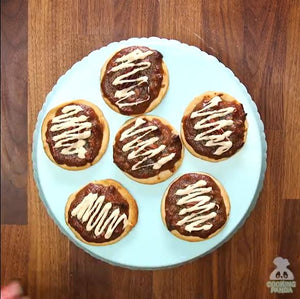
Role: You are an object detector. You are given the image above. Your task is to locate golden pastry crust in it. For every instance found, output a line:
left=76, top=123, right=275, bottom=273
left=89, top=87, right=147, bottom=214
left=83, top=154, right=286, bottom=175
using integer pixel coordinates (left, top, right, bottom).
left=113, top=115, right=184, bottom=184
left=181, top=91, right=248, bottom=162
left=41, top=100, right=109, bottom=170
left=161, top=172, right=230, bottom=242
left=100, top=47, right=169, bottom=116
left=65, top=179, right=138, bottom=246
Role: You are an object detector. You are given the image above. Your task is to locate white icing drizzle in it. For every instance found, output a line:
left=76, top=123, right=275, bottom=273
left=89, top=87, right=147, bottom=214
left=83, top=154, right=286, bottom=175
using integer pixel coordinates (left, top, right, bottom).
left=120, top=118, right=176, bottom=171
left=176, top=180, right=217, bottom=232
left=190, top=96, right=235, bottom=155
left=109, top=48, right=153, bottom=108
left=50, top=105, right=92, bottom=159
left=71, top=192, right=128, bottom=239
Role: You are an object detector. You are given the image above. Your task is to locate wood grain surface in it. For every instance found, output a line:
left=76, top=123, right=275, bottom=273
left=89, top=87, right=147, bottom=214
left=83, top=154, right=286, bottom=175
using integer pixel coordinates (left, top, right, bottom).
left=1, top=0, right=300, bottom=298
left=1, top=0, right=27, bottom=224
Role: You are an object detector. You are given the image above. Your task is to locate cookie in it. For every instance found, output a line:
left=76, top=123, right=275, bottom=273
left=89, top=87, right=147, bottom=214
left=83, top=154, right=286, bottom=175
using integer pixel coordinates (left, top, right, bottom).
left=41, top=100, right=109, bottom=170
left=113, top=115, right=184, bottom=184
left=65, top=179, right=138, bottom=246
left=101, top=46, right=169, bottom=115
left=161, top=172, right=230, bottom=241
left=181, top=91, right=247, bottom=161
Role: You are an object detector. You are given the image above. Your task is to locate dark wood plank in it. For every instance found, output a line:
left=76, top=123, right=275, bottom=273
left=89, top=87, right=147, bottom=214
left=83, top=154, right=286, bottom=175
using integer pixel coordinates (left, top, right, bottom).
left=69, top=245, right=113, bottom=299
left=1, top=225, right=28, bottom=288
left=112, top=1, right=160, bottom=41
left=241, top=0, right=289, bottom=130
left=278, top=200, right=300, bottom=298
left=111, top=267, right=153, bottom=299
left=283, top=1, right=300, bottom=200
left=153, top=256, right=214, bottom=299
left=1, top=0, right=28, bottom=224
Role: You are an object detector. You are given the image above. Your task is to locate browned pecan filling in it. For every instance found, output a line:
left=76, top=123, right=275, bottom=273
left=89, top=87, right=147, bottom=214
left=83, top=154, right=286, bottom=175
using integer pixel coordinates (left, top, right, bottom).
left=68, top=183, right=129, bottom=243
left=113, top=117, right=182, bottom=179
left=101, top=46, right=165, bottom=115
left=165, top=173, right=227, bottom=238
left=182, top=93, right=246, bottom=159
left=46, top=104, right=103, bottom=167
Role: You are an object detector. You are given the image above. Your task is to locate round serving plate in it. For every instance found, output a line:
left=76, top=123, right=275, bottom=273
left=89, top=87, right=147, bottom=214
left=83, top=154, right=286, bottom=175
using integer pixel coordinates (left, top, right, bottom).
left=32, top=37, right=267, bottom=269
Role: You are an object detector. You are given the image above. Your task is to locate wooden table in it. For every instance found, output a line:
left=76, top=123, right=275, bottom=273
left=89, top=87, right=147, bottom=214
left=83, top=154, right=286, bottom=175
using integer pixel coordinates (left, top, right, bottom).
left=2, top=0, right=300, bottom=298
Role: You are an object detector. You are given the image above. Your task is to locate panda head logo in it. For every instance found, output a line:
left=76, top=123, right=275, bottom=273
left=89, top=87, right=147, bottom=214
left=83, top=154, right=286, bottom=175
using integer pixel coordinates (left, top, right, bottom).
left=269, top=257, right=294, bottom=280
